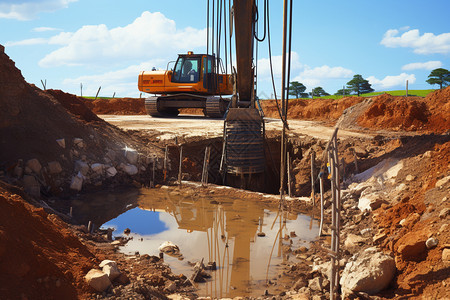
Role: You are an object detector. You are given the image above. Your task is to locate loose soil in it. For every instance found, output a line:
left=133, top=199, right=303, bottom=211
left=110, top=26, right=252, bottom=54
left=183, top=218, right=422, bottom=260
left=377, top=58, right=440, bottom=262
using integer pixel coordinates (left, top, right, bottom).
left=0, top=43, right=449, bottom=299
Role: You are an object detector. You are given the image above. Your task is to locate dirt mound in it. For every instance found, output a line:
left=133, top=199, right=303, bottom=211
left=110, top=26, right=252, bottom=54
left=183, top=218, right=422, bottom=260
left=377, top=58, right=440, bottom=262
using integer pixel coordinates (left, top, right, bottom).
left=0, top=184, right=96, bottom=299
left=357, top=90, right=450, bottom=133
left=0, top=46, right=159, bottom=171
left=260, top=96, right=367, bottom=124
left=82, top=97, right=146, bottom=115
left=46, top=89, right=101, bottom=122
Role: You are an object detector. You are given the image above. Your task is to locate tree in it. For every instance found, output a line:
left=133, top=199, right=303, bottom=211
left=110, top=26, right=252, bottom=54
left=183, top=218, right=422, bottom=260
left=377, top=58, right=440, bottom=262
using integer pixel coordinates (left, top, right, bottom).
left=335, top=88, right=349, bottom=96
left=346, top=74, right=374, bottom=96
left=311, top=87, right=330, bottom=98
left=426, top=68, right=450, bottom=89
left=288, top=81, right=309, bottom=98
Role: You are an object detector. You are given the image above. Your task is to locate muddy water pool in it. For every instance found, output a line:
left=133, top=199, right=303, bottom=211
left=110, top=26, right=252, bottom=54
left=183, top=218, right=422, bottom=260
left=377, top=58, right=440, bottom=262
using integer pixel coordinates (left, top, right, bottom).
left=75, top=185, right=318, bottom=298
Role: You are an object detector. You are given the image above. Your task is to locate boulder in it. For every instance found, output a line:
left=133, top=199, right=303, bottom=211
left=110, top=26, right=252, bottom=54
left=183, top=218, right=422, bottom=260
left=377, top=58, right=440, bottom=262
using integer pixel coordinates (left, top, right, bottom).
left=23, top=175, right=40, bottom=197
left=340, top=247, right=395, bottom=295
left=85, top=269, right=111, bottom=292
left=344, top=234, right=367, bottom=253
left=26, top=158, right=42, bottom=174
left=99, top=260, right=120, bottom=281
left=159, top=241, right=181, bottom=258
left=56, top=138, right=65, bottom=148
left=442, top=249, right=450, bottom=262
left=91, top=163, right=104, bottom=174
left=121, top=163, right=138, bottom=176
left=48, top=161, right=62, bottom=174
left=106, top=166, right=117, bottom=177
left=358, top=192, right=386, bottom=212
left=70, top=172, right=83, bottom=191
left=73, top=138, right=85, bottom=148
left=435, top=175, right=450, bottom=188
left=75, top=160, right=89, bottom=176
left=396, top=232, right=427, bottom=260
left=125, top=149, right=139, bottom=164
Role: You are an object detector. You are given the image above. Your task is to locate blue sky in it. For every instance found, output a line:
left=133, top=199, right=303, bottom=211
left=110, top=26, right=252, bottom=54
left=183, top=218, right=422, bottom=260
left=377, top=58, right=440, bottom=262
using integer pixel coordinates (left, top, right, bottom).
left=1, top=0, right=449, bottom=98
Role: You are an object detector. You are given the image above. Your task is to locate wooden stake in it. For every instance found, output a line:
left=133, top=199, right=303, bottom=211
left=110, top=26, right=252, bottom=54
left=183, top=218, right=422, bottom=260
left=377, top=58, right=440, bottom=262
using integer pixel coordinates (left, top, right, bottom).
left=287, top=152, right=292, bottom=197
left=95, top=86, right=101, bottom=100
left=164, top=145, right=168, bottom=182
left=178, top=146, right=183, bottom=185
left=353, top=150, right=359, bottom=174
left=311, top=151, right=316, bottom=206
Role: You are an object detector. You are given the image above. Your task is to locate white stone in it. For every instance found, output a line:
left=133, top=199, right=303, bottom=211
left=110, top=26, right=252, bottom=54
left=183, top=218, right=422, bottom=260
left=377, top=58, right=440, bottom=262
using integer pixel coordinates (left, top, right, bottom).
left=443, top=249, right=450, bottom=262
left=121, top=163, right=138, bottom=176
left=159, top=241, right=180, bottom=255
left=85, top=269, right=111, bottom=292
left=26, top=158, right=42, bottom=174
left=56, top=138, right=65, bottom=149
left=340, top=247, right=395, bottom=295
left=99, top=260, right=120, bottom=281
left=48, top=161, right=62, bottom=174
left=405, top=175, right=416, bottom=182
left=106, top=167, right=117, bottom=177
left=70, top=172, right=83, bottom=191
left=91, top=163, right=104, bottom=174
left=75, top=160, right=89, bottom=176
left=426, top=237, right=439, bottom=249
left=73, top=138, right=85, bottom=148
left=358, top=192, right=384, bottom=212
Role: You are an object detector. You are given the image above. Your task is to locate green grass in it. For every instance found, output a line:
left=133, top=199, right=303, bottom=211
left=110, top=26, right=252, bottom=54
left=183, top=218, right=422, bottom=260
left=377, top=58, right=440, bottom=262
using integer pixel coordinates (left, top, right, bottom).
left=81, top=96, right=111, bottom=100
left=283, top=89, right=436, bottom=100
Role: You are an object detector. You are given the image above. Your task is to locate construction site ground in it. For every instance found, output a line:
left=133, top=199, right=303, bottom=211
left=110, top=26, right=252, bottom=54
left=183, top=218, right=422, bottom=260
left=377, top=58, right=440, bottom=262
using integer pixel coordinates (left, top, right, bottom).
left=1, top=46, right=449, bottom=299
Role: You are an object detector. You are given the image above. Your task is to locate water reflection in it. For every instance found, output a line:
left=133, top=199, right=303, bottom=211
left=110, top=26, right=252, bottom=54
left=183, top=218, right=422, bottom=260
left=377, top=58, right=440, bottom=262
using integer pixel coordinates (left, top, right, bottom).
left=98, top=187, right=318, bottom=298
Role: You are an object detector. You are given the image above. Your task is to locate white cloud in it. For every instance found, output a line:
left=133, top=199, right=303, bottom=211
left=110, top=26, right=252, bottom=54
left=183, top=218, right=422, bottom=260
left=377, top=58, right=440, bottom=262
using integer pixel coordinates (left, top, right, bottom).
left=0, top=0, right=77, bottom=21
left=39, top=11, right=207, bottom=67
left=257, top=52, right=303, bottom=78
left=402, top=61, right=442, bottom=71
left=381, top=28, right=450, bottom=54
left=32, top=26, right=61, bottom=32
left=293, top=65, right=353, bottom=90
left=5, top=38, right=47, bottom=46
left=368, top=73, right=416, bottom=90
left=62, top=60, right=166, bottom=97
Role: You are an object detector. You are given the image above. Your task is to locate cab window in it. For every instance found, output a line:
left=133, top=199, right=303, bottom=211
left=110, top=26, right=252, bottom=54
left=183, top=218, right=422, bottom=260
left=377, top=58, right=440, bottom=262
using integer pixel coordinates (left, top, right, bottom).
left=172, top=57, right=200, bottom=83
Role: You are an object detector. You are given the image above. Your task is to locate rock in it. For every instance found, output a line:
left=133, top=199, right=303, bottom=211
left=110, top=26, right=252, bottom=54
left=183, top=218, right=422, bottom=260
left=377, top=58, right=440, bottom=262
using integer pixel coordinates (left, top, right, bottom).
left=116, top=272, right=130, bottom=285
left=439, top=208, right=450, bottom=219
left=106, top=166, right=117, bottom=177
left=70, top=172, right=83, bottom=191
left=405, top=174, right=416, bottom=182
left=75, top=160, right=89, bottom=176
left=442, top=249, right=450, bottom=262
left=341, top=248, right=395, bottom=295
left=373, top=231, right=387, bottom=244
left=23, top=175, right=40, bottom=197
left=358, top=192, right=386, bottom=212
left=312, top=261, right=331, bottom=279
left=439, top=224, right=449, bottom=235
left=121, top=163, right=138, bottom=176
left=344, top=234, right=367, bottom=252
left=165, top=281, right=177, bottom=293
left=13, top=159, right=24, bottom=178
left=308, top=277, right=325, bottom=292
left=159, top=241, right=181, bottom=257
left=85, top=269, right=111, bottom=292
left=91, top=163, right=104, bottom=174
left=26, top=158, right=42, bottom=174
left=99, top=260, right=120, bottom=281
left=125, top=149, right=139, bottom=164
left=397, top=234, right=427, bottom=260
left=56, top=138, right=65, bottom=148
left=48, top=161, right=62, bottom=174
left=435, top=176, right=450, bottom=188
left=400, top=213, right=421, bottom=228
left=73, top=138, right=85, bottom=148
left=293, top=277, right=308, bottom=290
left=426, top=237, right=439, bottom=249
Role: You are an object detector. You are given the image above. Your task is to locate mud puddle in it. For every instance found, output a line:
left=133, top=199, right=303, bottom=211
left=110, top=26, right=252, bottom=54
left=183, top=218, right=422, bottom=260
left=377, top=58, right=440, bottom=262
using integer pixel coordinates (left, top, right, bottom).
left=74, top=185, right=318, bottom=298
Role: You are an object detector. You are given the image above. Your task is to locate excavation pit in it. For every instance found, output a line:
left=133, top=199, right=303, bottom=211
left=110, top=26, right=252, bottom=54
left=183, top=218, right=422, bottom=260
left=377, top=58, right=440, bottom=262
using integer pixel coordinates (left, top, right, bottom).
left=71, top=185, right=319, bottom=298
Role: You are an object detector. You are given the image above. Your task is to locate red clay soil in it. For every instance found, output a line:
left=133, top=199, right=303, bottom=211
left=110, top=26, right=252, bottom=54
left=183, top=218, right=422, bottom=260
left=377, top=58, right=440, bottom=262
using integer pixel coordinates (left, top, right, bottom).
left=82, top=97, right=146, bottom=115
left=260, top=96, right=367, bottom=124
left=357, top=89, right=450, bottom=133
left=0, top=185, right=96, bottom=299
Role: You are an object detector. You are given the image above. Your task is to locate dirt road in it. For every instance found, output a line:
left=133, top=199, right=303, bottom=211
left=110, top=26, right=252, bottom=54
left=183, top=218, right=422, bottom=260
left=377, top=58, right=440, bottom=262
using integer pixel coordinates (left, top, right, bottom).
left=99, top=114, right=370, bottom=141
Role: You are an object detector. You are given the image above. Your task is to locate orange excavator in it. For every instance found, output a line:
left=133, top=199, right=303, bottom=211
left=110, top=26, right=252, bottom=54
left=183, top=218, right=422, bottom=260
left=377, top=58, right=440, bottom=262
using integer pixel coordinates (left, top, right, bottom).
left=138, top=51, right=233, bottom=117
